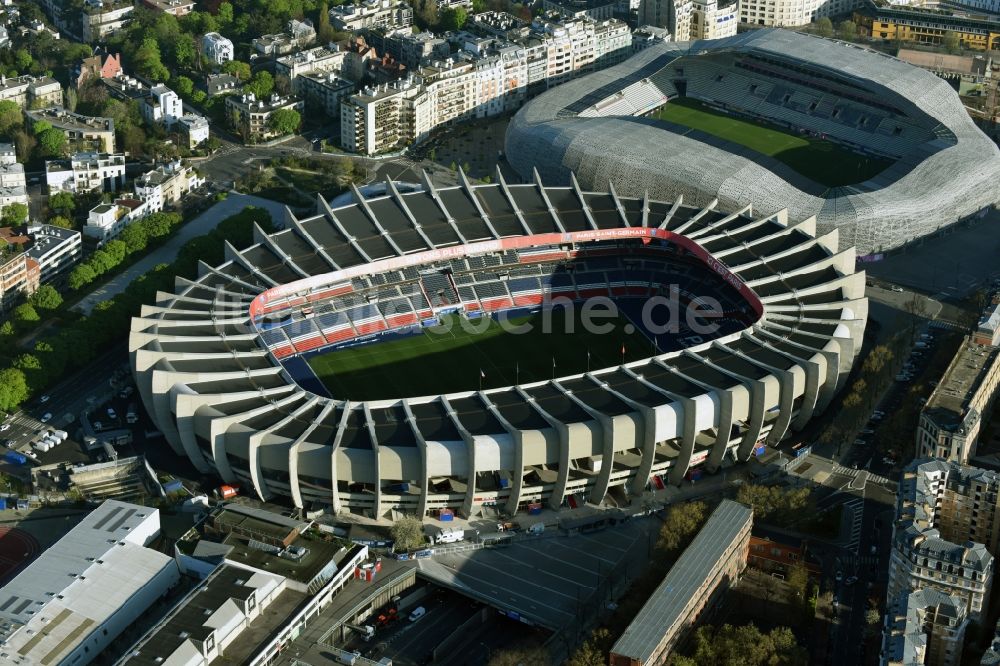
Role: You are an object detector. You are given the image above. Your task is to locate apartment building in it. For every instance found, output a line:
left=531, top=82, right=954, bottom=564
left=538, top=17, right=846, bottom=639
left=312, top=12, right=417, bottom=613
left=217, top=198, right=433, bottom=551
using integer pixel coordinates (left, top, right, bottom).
left=609, top=500, right=752, bottom=666
left=226, top=93, right=305, bottom=142
left=889, top=459, right=1000, bottom=621
left=202, top=32, right=234, bottom=64
left=25, top=223, right=82, bottom=283
left=917, top=334, right=1000, bottom=464
left=371, top=30, right=451, bottom=69
left=134, top=161, right=204, bottom=212
left=340, top=14, right=631, bottom=155
left=299, top=71, right=356, bottom=120
left=142, top=0, right=196, bottom=16
left=45, top=152, right=126, bottom=193
left=854, top=0, right=1000, bottom=51
left=141, top=84, right=183, bottom=128
left=741, top=0, right=863, bottom=27
left=73, top=50, right=122, bottom=89
left=253, top=19, right=317, bottom=56
left=85, top=197, right=150, bottom=243
left=27, top=107, right=116, bottom=152
left=542, top=0, right=618, bottom=20
left=882, top=588, right=969, bottom=666
left=0, top=252, right=39, bottom=312
left=275, top=46, right=347, bottom=93
left=177, top=114, right=210, bottom=148
left=639, top=0, right=736, bottom=39
left=81, top=0, right=134, bottom=42
left=0, top=74, right=63, bottom=108
left=329, top=0, right=413, bottom=32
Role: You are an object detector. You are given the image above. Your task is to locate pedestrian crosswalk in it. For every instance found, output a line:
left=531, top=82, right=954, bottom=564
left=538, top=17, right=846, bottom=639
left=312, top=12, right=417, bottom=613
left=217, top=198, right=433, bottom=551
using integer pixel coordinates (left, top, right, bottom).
left=831, top=464, right=893, bottom=487
left=930, top=319, right=964, bottom=331
left=845, top=498, right=864, bottom=554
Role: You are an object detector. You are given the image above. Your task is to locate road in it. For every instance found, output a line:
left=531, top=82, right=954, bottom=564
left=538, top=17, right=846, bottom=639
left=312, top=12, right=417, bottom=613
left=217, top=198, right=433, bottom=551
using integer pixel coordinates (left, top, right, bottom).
left=71, top=193, right=288, bottom=315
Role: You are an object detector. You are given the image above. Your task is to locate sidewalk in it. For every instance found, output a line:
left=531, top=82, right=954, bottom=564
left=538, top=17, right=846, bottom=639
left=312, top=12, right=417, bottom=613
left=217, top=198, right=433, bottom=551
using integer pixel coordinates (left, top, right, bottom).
left=72, top=194, right=287, bottom=316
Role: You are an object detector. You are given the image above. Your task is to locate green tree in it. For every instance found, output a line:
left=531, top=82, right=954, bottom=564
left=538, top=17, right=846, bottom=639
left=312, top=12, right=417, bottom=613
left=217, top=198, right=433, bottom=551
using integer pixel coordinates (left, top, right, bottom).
left=68, top=263, right=97, bottom=290
left=120, top=223, right=149, bottom=254
left=31, top=120, right=51, bottom=136
left=29, top=284, right=62, bottom=311
left=389, top=517, right=425, bottom=552
left=0, top=100, right=23, bottom=136
left=439, top=6, right=468, bottom=31
left=48, top=216, right=73, bottom=229
left=243, top=71, right=274, bottom=99
left=814, top=17, right=834, bottom=38
left=48, top=191, right=75, bottom=215
left=786, top=561, right=809, bottom=607
left=268, top=108, right=301, bottom=136
left=317, top=1, right=335, bottom=43
left=0, top=320, right=14, bottom=339
left=837, top=20, right=858, bottom=41
left=943, top=30, right=960, bottom=53
left=567, top=628, right=612, bottom=666
left=658, top=500, right=707, bottom=552
left=174, top=75, right=195, bottom=97
left=418, top=0, right=439, bottom=27
left=36, top=128, right=65, bottom=157
left=12, top=303, right=39, bottom=326
left=174, top=36, right=197, bottom=70
left=1, top=202, right=27, bottom=225
left=13, top=49, right=32, bottom=73
left=684, top=623, right=808, bottom=666
left=134, top=37, right=170, bottom=83
left=13, top=353, right=46, bottom=391
left=218, top=2, right=234, bottom=25
left=0, top=368, right=29, bottom=413
left=223, top=60, right=251, bottom=81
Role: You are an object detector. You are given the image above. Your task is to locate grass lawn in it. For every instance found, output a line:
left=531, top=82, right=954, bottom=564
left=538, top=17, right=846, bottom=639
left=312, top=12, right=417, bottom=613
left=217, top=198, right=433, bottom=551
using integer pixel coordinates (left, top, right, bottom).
left=655, top=97, right=894, bottom=188
left=308, top=308, right=656, bottom=399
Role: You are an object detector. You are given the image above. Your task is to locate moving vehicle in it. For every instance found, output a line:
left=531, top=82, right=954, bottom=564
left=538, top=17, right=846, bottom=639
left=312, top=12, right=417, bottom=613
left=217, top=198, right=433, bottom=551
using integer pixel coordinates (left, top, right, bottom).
left=408, top=606, right=426, bottom=622
left=890, top=285, right=904, bottom=293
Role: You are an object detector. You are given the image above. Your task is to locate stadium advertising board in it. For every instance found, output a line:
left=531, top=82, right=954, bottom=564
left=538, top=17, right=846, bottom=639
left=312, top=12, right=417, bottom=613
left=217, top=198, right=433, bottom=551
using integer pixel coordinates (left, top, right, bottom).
left=250, top=228, right=764, bottom=321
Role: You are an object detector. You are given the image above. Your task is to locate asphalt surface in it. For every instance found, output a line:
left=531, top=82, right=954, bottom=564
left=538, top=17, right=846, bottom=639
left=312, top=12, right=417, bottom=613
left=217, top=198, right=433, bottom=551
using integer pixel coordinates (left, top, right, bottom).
left=71, top=193, right=287, bottom=315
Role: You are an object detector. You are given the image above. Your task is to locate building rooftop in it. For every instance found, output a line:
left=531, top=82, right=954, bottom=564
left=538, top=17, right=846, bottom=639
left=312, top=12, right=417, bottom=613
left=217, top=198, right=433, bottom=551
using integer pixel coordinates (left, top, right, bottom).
left=27, top=107, right=114, bottom=134
left=610, top=500, right=752, bottom=663
left=0, top=501, right=174, bottom=662
left=25, top=224, right=81, bottom=260
left=120, top=563, right=299, bottom=666
left=924, top=341, right=1000, bottom=431
left=883, top=587, right=966, bottom=665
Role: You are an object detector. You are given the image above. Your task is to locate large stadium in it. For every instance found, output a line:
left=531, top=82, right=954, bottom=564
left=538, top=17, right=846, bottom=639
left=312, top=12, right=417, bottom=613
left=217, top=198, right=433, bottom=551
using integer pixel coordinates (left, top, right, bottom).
left=130, top=174, right=867, bottom=518
left=505, top=29, right=1000, bottom=255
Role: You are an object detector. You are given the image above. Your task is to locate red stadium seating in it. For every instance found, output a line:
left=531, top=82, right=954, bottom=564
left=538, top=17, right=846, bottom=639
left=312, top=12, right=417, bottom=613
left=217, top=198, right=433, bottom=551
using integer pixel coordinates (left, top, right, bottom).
left=355, top=321, right=387, bottom=336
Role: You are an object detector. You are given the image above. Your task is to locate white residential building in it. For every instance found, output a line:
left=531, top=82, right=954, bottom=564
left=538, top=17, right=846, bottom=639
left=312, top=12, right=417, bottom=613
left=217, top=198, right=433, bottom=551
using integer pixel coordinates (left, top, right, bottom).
left=26, top=223, right=82, bottom=282
left=45, top=152, right=126, bottom=194
left=202, top=32, right=234, bottom=64
left=329, top=0, right=413, bottom=32
left=134, top=161, right=204, bottom=212
left=739, top=0, right=865, bottom=27
left=275, top=46, right=347, bottom=93
left=0, top=500, right=179, bottom=666
left=0, top=143, right=15, bottom=166
left=85, top=196, right=149, bottom=243
left=0, top=159, right=28, bottom=219
left=141, top=83, right=183, bottom=127
left=177, top=114, right=210, bottom=148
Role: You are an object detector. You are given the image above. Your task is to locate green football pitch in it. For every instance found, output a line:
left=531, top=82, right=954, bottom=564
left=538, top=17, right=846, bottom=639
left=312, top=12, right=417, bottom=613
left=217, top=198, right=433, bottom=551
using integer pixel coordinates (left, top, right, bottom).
left=308, top=309, right=657, bottom=399
left=655, top=97, right=894, bottom=188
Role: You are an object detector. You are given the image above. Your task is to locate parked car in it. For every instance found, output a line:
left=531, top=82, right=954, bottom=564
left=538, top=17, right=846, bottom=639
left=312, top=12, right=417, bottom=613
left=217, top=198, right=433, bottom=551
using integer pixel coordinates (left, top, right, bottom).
left=40, top=413, right=51, bottom=423
left=107, top=408, right=117, bottom=420
left=836, top=570, right=843, bottom=582
left=0, top=424, right=9, bottom=432
left=39, top=395, right=49, bottom=403
left=845, top=576, right=858, bottom=586
left=890, top=285, right=904, bottom=293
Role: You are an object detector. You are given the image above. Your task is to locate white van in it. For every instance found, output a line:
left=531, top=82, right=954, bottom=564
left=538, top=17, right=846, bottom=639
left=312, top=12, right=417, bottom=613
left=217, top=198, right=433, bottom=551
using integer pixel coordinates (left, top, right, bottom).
left=434, top=528, right=465, bottom=544
left=408, top=606, right=426, bottom=622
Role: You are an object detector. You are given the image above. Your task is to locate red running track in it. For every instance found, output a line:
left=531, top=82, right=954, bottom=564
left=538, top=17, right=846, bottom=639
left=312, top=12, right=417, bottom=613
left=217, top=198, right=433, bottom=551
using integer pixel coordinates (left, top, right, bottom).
left=0, top=526, right=39, bottom=584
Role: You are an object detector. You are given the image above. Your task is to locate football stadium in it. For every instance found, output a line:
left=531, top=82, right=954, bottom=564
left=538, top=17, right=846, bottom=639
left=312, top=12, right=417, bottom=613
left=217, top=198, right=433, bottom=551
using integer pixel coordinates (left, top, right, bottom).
left=131, top=174, right=868, bottom=518
left=505, top=29, right=1000, bottom=255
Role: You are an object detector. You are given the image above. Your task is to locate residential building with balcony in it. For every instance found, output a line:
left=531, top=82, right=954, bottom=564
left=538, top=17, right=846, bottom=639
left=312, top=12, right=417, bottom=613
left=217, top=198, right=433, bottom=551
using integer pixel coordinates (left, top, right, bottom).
left=142, top=0, right=196, bottom=16
left=27, top=107, right=116, bottom=153
left=889, top=459, right=1000, bottom=621
left=25, top=223, right=82, bottom=283
left=134, top=161, right=204, bottom=212
left=81, top=1, right=134, bottom=42
left=141, top=84, right=183, bottom=128
left=0, top=74, right=62, bottom=108
left=226, top=93, right=304, bottom=142
left=45, top=152, right=125, bottom=193
left=0, top=245, right=39, bottom=312
left=330, top=0, right=413, bottom=33
left=299, top=72, right=356, bottom=120
left=275, top=46, right=347, bottom=93
left=177, top=114, right=210, bottom=148
left=253, top=19, right=317, bottom=56
left=882, top=588, right=969, bottom=666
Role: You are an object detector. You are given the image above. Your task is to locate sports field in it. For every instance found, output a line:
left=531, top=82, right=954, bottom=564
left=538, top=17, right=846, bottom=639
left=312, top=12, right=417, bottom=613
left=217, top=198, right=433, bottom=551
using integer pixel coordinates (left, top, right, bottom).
left=308, top=308, right=657, bottom=399
left=656, top=97, right=894, bottom=188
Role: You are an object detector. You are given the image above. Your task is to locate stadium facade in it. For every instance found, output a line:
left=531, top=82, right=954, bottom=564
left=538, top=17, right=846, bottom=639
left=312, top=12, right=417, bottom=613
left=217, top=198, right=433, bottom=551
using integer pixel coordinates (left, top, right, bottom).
left=504, top=29, right=1000, bottom=255
left=131, top=173, right=867, bottom=519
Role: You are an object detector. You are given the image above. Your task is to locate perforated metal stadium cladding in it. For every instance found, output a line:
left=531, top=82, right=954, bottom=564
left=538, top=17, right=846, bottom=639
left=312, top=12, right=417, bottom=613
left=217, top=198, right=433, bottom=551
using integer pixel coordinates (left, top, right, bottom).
left=130, top=171, right=867, bottom=519
left=505, top=28, right=1000, bottom=256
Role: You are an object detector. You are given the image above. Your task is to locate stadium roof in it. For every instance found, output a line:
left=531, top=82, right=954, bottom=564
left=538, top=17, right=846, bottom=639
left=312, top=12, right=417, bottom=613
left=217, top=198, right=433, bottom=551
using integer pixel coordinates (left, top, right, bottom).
left=610, top=500, right=752, bottom=663
left=505, top=28, right=1000, bottom=254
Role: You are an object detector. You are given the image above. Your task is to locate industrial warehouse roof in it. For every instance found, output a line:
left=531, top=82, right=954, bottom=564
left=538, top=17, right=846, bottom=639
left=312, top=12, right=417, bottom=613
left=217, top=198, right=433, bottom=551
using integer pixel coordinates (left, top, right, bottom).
left=0, top=500, right=175, bottom=665
left=610, top=500, right=752, bottom=664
